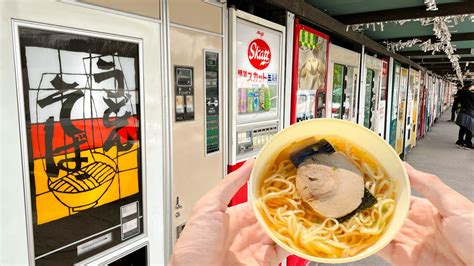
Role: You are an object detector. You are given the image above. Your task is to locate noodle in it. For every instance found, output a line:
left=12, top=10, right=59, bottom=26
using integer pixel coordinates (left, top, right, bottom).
left=256, top=137, right=397, bottom=258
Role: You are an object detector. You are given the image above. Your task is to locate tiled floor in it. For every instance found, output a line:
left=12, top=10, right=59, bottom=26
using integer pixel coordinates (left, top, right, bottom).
left=315, top=109, right=473, bottom=266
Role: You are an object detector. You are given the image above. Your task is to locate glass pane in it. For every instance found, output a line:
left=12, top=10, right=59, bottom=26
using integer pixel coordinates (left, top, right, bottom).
left=332, top=64, right=344, bottom=119
left=343, top=66, right=356, bottom=120
left=364, top=69, right=374, bottom=128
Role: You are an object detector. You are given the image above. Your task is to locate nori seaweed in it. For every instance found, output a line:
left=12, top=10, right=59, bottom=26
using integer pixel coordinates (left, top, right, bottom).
left=290, top=139, right=336, bottom=167
left=336, top=188, right=378, bottom=223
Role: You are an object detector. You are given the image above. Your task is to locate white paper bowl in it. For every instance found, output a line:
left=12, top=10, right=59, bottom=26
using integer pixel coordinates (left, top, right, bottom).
left=249, top=118, right=410, bottom=264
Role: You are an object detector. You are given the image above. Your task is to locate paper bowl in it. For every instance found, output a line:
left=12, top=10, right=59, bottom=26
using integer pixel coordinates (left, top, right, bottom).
left=249, top=119, right=410, bottom=264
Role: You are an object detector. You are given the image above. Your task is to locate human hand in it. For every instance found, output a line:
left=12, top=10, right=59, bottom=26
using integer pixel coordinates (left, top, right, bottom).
left=169, top=158, right=288, bottom=266
left=378, top=163, right=474, bottom=266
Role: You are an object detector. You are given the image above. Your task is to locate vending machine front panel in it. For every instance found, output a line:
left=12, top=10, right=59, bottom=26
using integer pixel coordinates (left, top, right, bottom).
left=229, top=9, right=286, bottom=165
left=290, top=22, right=329, bottom=124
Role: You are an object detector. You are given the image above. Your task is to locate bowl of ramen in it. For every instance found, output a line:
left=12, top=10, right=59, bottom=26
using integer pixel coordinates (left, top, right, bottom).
left=250, top=119, right=410, bottom=263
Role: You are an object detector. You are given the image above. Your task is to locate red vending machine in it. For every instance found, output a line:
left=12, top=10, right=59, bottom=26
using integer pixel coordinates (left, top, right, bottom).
left=227, top=9, right=286, bottom=205
left=290, top=20, right=329, bottom=123
left=287, top=21, right=329, bottom=266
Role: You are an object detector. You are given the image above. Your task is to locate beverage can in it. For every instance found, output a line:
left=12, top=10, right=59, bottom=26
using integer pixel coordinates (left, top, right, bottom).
left=247, top=88, right=253, bottom=113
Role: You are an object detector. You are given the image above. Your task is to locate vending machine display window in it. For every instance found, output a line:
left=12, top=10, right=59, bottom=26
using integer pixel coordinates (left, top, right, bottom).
left=13, top=22, right=145, bottom=265
left=331, top=64, right=358, bottom=120
left=345, top=66, right=358, bottom=121
left=290, top=21, right=329, bottom=124
left=364, top=69, right=375, bottom=128
left=229, top=9, right=285, bottom=164
left=389, top=63, right=401, bottom=148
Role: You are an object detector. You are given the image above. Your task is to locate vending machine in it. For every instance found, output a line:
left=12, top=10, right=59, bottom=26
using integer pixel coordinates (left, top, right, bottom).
left=228, top=9, right=286, bottom=205
left=326, top=44, right=360, bottom=122
left=410, top=69, right=421, bottom=148
left=405, top=68, right=416, bottom=150
left=1, top=0, right=165, bottom=265
left=378, top=59, right=389, bottom=137
left=418, top=72, right=427, bottom=138
left=169, top=1, right=225, bottom=244
left=396, top=67, right=409, bottom=156
left=290, top=20, right=329, bottom=123
left=389, top=61, right=401, bottom=149
left=360, top=54, right=383, bottom=132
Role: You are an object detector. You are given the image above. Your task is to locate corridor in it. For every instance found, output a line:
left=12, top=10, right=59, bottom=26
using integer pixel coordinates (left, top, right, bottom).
left=405, top=110, right=473, bottom=201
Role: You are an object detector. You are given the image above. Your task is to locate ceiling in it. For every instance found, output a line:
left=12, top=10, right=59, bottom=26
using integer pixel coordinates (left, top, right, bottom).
left=305, top=0, right=474, bottom=80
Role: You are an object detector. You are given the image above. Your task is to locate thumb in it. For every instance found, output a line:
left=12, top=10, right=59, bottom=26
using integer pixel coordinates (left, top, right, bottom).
left=404, top=162, right=472, bottom=217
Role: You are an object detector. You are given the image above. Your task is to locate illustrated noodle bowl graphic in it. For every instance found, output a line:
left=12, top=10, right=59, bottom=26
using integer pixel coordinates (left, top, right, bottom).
left=49, top=153, right=117, bottom=212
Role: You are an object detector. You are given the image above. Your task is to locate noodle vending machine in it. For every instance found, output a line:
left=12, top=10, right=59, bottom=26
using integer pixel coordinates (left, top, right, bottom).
left=360, top=55, right=383, bottom=133
left=378, top=59, right=389, bottom=138
left=326, top=44, right=360, bottom=123
left=404, top=68, right=416, bottom=152
left=396, top=67, right=409, bottom=156
left=169, top=1, right=225, bottom=244
left=291, top=21, right=330, bottom=123
left=409, top=69, right=421, bottom=149
left=228, top=9, right=286, bottom=205
left=388, top=61, right=401, bottom=150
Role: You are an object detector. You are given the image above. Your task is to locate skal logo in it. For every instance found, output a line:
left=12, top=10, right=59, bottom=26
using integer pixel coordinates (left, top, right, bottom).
left=248, top=39, right=271, bottom=70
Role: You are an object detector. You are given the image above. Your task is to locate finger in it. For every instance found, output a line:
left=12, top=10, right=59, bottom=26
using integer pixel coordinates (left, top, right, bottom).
left=404, top=162, right=472, bottom=217
left=195, top=158, right=255, bottom=212
left=274, top=245, right=290, bottom=265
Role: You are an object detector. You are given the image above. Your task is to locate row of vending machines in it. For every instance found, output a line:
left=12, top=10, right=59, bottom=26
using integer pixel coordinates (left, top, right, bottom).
left=0, top=1, right=455, bottom=265
left=226, top=10, right=454, bottom=266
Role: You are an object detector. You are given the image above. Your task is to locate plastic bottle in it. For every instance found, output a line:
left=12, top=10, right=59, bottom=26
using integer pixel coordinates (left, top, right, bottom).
left=247, top=88, right=253, bottom=113
left=239, top=88, right=247, bottom=113
left=253, top=88, right=260, bottom=112
left=264, top=87, right=271, bottom=111
left=259, top=87, right=265, bottom=111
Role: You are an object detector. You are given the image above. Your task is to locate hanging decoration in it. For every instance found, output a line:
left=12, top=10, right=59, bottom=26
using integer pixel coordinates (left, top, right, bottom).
left=384, top=39, right=421, bottom=52
left=424, top=0, right=438, bottom=11
left=344, top=0, right=471, bottom=82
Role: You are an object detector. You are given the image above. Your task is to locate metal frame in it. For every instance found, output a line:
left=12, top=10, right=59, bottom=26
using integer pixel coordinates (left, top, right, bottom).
left=160, top=0, right=173, bottom=262
left=203, top=49, right=222, bottom=157
left=222, top=5, right=229, bottom=176
left=60, top=0, right=162, bottom=23
left=99, top=240, right=149, bottom=265
left=11, top=19, right=148, bottom=265
left=357, top=45, right=366, bottom=125
left=228, top=8, right=286, bottom=165
left=170, top=22, right=223, bottom=38
left=385, top=57, right=394, bottom=142
left=283, top=11, right=294, bottom=128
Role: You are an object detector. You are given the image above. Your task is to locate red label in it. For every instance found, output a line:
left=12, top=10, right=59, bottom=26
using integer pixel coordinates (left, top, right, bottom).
left=248, top=39, right=271, bottom=70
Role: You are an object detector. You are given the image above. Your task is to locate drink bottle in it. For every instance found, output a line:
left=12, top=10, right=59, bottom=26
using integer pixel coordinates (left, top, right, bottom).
left=264, top=87, right=271, bottom=111
left=247, top=88, right=253, bottom=113
left=253, top=88, right=260, bottom=112
left=259, top=87, right=265, bottom=111
left=239, top=88, right=247, bottom=113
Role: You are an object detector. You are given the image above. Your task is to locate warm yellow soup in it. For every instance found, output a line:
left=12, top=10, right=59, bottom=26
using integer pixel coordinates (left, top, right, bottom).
left=255, top=136, right=397, bottom=258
